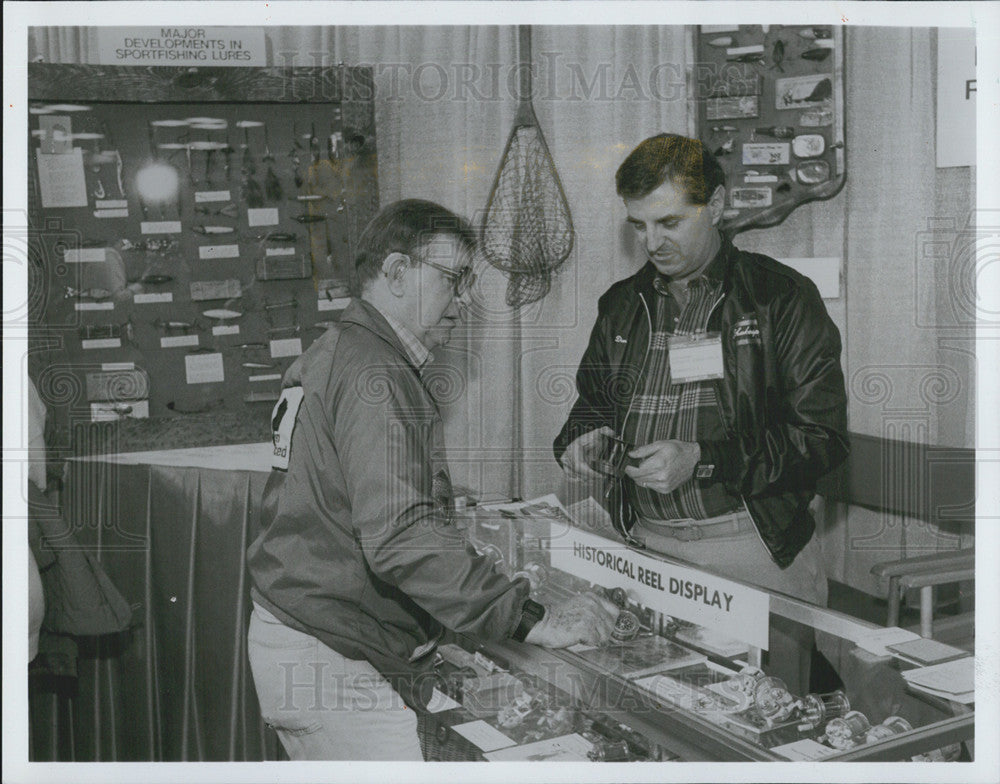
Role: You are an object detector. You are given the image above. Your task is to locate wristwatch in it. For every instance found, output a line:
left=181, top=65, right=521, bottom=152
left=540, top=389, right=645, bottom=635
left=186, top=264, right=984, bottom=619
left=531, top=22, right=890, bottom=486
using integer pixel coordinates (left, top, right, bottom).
left=511, top=598, right=546, bottom=642
left=694, top=461, right=716, bottom=480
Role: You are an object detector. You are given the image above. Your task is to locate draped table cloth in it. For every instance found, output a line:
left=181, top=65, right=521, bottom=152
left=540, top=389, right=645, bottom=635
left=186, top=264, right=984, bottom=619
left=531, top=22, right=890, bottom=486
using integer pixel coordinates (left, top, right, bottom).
left=30, top=444, right=283, bottom=761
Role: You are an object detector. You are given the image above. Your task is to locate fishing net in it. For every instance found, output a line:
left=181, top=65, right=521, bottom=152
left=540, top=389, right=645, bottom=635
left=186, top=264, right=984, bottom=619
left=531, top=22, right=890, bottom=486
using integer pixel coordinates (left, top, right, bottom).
left=481, top=31, right=574, bottom=308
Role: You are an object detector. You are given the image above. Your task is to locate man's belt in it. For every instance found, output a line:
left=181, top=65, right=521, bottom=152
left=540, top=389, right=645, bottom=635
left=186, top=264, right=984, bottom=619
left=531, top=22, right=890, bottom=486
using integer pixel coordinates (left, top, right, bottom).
left=637, top=510, right=752, bottom=542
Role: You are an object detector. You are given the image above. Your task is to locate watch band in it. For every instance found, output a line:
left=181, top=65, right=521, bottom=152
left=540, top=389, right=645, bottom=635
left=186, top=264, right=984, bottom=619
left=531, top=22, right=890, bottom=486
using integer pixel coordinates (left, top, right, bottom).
left=511, top=598, right=546, bottom=642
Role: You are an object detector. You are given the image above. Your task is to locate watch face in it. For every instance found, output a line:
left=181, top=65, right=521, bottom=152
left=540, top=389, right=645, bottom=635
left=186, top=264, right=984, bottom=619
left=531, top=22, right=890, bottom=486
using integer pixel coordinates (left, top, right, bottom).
left=695, top=463, right=715, bottom=479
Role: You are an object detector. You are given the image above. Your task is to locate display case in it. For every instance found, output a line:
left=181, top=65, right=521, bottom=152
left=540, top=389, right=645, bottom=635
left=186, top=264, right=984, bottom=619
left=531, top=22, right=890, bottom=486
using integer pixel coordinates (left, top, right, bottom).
left=422, top=497, right=973, bottom=762
left=26, top=64, right=378, bottom=449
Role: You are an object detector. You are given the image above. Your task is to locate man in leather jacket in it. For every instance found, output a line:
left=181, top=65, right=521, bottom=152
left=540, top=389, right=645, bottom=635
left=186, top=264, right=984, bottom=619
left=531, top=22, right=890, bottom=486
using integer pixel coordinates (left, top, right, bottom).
left=554, top=134, right=849, bottom=693
left=247, top=200, right=618, bottom=760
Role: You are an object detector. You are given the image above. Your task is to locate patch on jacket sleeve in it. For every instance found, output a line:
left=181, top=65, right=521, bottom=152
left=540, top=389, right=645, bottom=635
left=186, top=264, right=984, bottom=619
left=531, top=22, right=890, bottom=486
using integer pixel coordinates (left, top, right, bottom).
left=733, top=315, right=762, bottom=346
left=271, top=386, right=305, bottom=471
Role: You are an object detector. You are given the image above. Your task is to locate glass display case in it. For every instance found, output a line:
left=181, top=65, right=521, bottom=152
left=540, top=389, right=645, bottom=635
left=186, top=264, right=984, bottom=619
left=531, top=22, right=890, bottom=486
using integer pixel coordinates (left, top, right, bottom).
left=429, top=496, right=974, bottom=763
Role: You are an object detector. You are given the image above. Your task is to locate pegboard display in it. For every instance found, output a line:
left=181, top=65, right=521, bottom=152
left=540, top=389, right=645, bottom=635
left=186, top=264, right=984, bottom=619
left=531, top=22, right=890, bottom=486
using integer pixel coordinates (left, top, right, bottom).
left=26, top=65, right=378, bottom=436
left=692, top=25, right=846, bottom=233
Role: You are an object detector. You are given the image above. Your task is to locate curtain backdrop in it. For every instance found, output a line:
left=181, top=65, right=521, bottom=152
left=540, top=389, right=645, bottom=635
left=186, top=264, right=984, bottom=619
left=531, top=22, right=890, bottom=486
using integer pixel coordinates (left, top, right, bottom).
left=27, top=25, right=975, bottom=595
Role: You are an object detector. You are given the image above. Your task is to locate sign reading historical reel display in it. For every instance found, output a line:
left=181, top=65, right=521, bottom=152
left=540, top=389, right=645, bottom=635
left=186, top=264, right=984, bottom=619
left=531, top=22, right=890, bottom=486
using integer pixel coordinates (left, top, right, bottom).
left=548, top=524, right=771, bottom=650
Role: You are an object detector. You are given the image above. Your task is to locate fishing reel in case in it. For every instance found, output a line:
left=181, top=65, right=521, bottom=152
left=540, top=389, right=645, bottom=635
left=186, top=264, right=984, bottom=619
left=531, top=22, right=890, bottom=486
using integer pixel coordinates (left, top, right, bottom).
left=820, top=710, right=872, bottom=750
left=795, top=690, right=850, bottom=731
left=752, top=676, right=798, bottom=724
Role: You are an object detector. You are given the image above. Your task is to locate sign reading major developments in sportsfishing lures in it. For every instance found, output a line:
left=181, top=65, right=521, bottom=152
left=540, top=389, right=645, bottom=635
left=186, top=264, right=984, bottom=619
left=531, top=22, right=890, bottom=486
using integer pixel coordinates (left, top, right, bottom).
left=692, top=25, right=846, bottom=234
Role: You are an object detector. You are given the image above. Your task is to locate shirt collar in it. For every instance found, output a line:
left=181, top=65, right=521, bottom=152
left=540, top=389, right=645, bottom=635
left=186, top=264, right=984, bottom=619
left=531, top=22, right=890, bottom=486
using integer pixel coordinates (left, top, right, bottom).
left=378, top=309, right=432, bottom=370
left=656, top=234, right=730, bottom=289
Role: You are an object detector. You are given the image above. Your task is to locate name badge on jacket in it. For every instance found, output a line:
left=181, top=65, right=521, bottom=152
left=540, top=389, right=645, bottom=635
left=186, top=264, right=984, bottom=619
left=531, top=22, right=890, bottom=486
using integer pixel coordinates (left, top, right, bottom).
left=669, top=333, right=725, bottom=384
left=271, top=386, right=305, bottom=470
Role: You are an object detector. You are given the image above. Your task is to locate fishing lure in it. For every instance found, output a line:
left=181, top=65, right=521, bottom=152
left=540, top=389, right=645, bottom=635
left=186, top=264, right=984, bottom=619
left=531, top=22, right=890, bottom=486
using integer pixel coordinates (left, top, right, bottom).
left=195, top=203, right=239, bottom=218
left=242, top=361, right=275, bottom=369
left=801, top=48, right=832, bottom=62
left=189, top=224, right=236, bottom=235
left=754, top=126, right=795, bottom=139
left=713, top=138, right=735, bottom=156
left=706, top=36, right=733, bottom=47
left=264, top=232, right=298, bottom=242
left=727, top=52, right=765, bottom=64
left=156, top=319, right=197, bottom=331
left=798, top=27, right=832, bottom=40
left=202, top=309, right=243, bottom=320
left=770, top=39, right=785, bottom=72
left=268, top=324, right=301, bottom=336
left=292, top=214, right=326, bottom=224
left=140, top=274, right=174, bottom=285
left=65, top=286, right=111, bottom=300
left=711, top=125, right=738, bottom=133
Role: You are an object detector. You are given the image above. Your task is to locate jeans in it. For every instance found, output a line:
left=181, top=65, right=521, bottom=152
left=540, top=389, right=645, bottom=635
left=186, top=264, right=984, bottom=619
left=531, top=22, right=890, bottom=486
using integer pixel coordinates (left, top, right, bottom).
left=247, top=603, right=423, bottom=760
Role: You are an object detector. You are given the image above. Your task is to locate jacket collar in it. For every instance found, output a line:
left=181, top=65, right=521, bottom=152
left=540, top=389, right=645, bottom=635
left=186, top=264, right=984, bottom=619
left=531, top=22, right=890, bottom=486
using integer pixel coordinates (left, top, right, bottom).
left=631, top=232, right=737, bottom=297
left=338, top=298, right=425, bottom=374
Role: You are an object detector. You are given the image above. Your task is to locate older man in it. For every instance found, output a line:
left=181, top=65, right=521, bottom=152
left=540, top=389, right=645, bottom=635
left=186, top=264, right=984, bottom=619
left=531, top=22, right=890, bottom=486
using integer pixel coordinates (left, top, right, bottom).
left=555, top=135, right=849, bottom=694
left=247, top=199, right=618, bottom=760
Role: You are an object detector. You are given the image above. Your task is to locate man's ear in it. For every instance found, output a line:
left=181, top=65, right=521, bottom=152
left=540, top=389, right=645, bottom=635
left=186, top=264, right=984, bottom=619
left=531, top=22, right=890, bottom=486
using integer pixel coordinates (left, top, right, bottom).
left=381, top=252, right=410, bottom=296
left=708, top=185, right=726, bottom=226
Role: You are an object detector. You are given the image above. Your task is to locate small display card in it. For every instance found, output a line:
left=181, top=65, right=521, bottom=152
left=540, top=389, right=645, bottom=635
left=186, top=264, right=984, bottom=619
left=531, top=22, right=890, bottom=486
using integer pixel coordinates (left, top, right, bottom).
left=75, top=301, right=115, bottom=311
left=450, top=720, right=515, bottom=752
left=64, top=247, right=107, bottom=263
left=134, top=292, right=173, bottom=305
left=318, top=297, right=351, bottom=312
left=194, top=190, right=231, bottom=203
left=669, top=333, right=724, bottom=383
left=37, top=148, right=88, bottom=208
left=95, top=199, right=129, bottom=210
left=484, top=733, right=594, bottom=761
left=198, top=244, right=240, bottom=260
left=81, top=338, right=121, bottom=350
left=270, top=338, right=303, bottom=358
left=141, top=221, right=182, bottom=235
left=248, top=208, right=280, bottom=227
left=772, top=739, right=838, bottom=761
left=741, top=143, right=790, bottom=166
left=94, top=209, right=130, bottom=219
left=161, top=334, right=199, bottom=349
left=212, top=325, right=240, bottom=337
left=185, top=352, right=225, bottom=385
left=425, top=688, right=461, bottom=714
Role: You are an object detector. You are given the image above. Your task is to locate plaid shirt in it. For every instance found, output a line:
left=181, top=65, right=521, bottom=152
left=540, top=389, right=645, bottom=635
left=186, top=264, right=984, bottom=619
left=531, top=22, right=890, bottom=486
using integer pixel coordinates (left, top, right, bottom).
left=623, top=253, right=742, bottom=522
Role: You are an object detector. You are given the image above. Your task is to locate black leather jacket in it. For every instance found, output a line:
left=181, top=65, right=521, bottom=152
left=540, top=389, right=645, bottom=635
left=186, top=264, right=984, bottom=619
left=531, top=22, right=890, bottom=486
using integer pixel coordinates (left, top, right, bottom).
left=554, top=239, right=849, bottom=568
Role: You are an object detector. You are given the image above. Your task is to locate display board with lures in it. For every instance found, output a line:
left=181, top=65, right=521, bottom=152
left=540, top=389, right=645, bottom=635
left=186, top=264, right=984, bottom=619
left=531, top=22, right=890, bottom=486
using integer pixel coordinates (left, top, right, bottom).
left=692, top=25, right=846, bottom=233
left=26, top=65, right=378, bottom=436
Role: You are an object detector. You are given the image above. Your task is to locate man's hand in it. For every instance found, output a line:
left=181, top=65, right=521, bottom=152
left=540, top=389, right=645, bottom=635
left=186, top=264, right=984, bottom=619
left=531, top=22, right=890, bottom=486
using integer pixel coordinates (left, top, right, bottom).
left=559, top=426, right=614, bottom=481
left=523, top=592, right=620, bottom=648
left=624, top=440, right=701, bottom=495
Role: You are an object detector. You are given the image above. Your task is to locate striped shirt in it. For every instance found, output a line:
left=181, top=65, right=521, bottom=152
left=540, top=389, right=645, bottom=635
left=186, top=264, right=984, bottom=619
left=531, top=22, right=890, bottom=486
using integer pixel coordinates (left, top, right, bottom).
left=623, top=255, right=742, bottom=522
left=379, top=309, right=432, bottom=372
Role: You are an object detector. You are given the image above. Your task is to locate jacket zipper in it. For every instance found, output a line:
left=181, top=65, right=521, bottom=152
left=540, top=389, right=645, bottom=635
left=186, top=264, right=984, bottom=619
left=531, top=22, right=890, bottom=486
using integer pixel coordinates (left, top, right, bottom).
left=706, top=288, right=780, bottom=565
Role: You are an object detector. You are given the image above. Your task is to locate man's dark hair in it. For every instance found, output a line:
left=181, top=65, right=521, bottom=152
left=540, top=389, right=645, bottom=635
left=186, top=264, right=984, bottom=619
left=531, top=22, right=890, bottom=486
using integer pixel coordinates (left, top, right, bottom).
left=615, top=133, right=726, bottom=205
left=354, top=199, right=477, bottom=290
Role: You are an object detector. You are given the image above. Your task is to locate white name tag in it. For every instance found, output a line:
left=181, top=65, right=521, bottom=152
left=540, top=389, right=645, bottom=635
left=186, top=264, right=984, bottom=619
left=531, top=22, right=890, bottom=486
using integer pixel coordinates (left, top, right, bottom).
left=669, top=333, right=724, bottom=384
left=271, top=386, right=305, bottom=471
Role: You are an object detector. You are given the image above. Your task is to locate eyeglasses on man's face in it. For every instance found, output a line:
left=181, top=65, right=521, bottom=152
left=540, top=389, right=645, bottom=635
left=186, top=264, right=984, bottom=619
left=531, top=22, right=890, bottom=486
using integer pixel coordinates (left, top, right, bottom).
left=410, top=254, right=476, bottom=298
